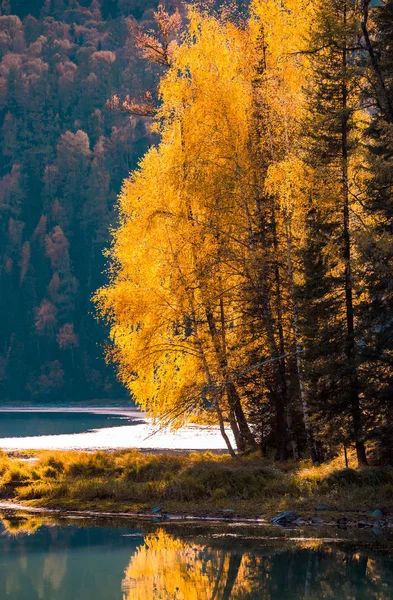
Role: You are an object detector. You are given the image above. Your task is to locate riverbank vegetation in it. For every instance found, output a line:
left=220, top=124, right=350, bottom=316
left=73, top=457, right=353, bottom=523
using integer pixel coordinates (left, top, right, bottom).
left=95, top=0, right=393, bottom=467
left=1, top=449, right=393, bottom=516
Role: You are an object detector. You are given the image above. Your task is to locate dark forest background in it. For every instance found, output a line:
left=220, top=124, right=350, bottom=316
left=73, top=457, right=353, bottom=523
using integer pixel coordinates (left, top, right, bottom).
left=0, top=0, right=181, bottom=402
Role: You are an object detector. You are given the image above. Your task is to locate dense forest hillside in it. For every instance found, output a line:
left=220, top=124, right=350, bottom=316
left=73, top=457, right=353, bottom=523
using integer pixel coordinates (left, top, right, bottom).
left=0, top=0, right=178, bottom=402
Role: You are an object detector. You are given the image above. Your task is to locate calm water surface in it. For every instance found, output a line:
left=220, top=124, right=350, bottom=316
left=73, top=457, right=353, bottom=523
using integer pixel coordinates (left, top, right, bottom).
left=0, top=412, right=133, bottom=438
left=0, top=514, right=392, bottom=599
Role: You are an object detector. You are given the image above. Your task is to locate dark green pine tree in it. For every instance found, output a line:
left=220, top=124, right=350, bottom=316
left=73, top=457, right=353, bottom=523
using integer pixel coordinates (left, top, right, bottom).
left=298, top=201, right=349, bottom=459
left=358, top=0, right=393, bottom=461
left=304, top=0, right=368, bottom=465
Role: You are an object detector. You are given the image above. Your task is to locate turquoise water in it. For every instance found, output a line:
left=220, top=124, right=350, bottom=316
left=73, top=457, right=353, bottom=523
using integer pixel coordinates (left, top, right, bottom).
left=0, top=514, right=392, bottom=599
left=0, top=412, right=136, bottom=438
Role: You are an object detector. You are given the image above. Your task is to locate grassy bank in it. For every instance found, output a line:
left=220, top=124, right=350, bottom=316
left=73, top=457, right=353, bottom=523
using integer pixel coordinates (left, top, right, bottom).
left=0, top=450, right=392, bottom=518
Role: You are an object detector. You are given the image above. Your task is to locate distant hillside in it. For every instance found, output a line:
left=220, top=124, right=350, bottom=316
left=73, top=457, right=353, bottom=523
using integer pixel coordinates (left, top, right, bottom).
left=0, top=0, right=179, bottom=401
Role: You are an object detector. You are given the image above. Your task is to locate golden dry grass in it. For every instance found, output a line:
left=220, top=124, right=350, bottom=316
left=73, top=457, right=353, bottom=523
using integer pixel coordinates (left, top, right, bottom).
left=0, top=449, right=391, bottom=517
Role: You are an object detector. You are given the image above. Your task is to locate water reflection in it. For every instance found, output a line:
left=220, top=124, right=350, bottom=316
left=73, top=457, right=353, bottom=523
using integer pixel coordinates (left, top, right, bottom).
left=123, top=530, right=251, bottom=600
left=123, top=530, right=393, bottom=600
left=0, top=515, right=392, bottom=599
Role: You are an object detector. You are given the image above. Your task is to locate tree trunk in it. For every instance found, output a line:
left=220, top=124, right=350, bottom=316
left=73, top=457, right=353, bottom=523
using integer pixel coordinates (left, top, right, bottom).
left=228, top=381, right=256, bottom=452
left=342, top=4, right=368, bottom=466
left=235, top=158, right=288, bottom=459
left=344, top=443, right=349, bottom=468
left=215, top=395, right=237, bottom=458
left=253, top=201, right=289, bottom=460
left=285, top=218, right=318, bottom=464
left=205, top=305, right=256, bottom=451
left=193, top=317, right=237, bottom=457
left=361, top=0, right=393, bottom=123
left=272, top=209, right=298, bottom=460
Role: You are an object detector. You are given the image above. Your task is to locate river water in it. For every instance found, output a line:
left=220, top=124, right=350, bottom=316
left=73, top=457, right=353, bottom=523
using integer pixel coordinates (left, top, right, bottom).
left=1, top=411, right=393, bottom=598
left=0, top=512, right=392, bottom=599
left=0, top=409, right=233, bottom=451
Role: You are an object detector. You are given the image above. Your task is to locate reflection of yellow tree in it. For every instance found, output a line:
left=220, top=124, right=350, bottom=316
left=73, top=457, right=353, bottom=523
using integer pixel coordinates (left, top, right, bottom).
left=122, top=530, right=253, bottom=600
left=0, top=514, right=48, bottom=536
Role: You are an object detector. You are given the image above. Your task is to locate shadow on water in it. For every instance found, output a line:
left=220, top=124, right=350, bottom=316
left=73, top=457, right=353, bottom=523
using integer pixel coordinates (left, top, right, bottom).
left=0, top=512, right=393, bottom=599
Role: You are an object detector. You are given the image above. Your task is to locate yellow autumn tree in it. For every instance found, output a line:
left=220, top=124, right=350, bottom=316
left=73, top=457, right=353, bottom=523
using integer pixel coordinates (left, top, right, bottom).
left=95, top=3, right=321, bottom=457
left=95, top=8, right=259, bottom=453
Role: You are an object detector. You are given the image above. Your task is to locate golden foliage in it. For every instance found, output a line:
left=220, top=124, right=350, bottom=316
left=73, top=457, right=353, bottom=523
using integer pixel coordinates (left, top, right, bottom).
left=96, top=9, right=259, bottom=429
left=95, top=4, right=319, bottom=434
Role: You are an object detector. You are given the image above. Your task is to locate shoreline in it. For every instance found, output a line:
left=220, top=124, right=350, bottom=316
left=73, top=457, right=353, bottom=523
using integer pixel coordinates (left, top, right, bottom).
left=0, top=500, right=392, bottom=533
left=0, top=500, right=266, bottom=524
